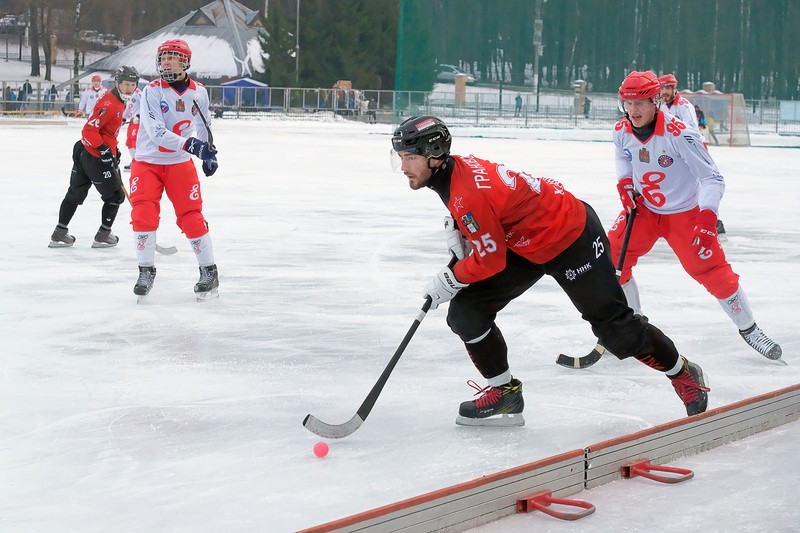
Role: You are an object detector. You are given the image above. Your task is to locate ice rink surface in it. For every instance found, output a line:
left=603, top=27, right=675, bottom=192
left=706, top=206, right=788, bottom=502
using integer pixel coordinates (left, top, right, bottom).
left=1, top=117, right=798, bottom=532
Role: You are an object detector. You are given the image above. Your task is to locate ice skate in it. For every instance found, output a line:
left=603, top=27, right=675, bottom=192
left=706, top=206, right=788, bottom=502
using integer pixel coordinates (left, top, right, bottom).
left=456, top=378, right=525, bottom=427
left=123, top=164, right=131, bottom=172
left=669, top=358, right=710, bottom=416
left=92, top=227, right=119, bottom=248
left=739, top=323, right=782, bottom=360
left=716, top=219, right=727, bottom=242
left=48, top=225, right=75, bottom=248
left=133, top=266, right=156, bottom=300
left=194, top=264, right=219, bottom=301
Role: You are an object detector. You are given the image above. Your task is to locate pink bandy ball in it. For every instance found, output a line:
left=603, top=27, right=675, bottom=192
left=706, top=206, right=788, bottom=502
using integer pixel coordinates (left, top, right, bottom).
left=313, top=441, right=329, bottom=458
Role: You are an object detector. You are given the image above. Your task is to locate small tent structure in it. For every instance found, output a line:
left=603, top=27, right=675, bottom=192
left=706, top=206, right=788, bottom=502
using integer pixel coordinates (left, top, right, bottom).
left=62, top=0, right=264, bottom=87
left=221, top=77, right=270, bottom=109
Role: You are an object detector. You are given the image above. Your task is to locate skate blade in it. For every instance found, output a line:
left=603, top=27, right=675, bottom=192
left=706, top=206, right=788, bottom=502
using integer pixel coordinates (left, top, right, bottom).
left=455, top=413, right=525, bottom=427
left=48, top=241, right=74, bottom=248
left=136, top=294, right=149, bottom=304
left=196, top=288, right=219, bottom=302
left=91, top=241, right=118, bottom=248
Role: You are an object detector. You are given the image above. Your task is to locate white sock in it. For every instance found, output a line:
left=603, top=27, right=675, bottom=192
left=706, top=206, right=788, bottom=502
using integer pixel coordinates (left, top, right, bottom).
left=487, top=369, right=512, bottom=387
left=665, top=356, right=684, bottom=377
left=622, top=277, right=642, bottom=316
left=190, top=233, right=215, bottom=267
left=134, top=231, right=156, bottom=267
left=717, top=285, right=755, bottom=331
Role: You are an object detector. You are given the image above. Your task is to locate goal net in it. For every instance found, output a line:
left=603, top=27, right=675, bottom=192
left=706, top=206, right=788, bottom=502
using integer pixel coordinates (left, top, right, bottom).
left=682, top=92, right=751, bottom=147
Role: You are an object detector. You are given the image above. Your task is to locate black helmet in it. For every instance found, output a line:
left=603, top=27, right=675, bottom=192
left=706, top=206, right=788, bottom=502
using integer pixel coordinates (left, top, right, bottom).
left=391, top=116, right=451, bottom=159
left=114, top=65, right=140, bottom=86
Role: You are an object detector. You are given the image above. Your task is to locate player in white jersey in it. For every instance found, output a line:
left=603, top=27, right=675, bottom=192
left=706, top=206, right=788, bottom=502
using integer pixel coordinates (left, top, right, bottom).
left=608, top=70, right=780, bottom=360
left=75, top=74, right=107, bottom=118
left=122, top=86, right=142, bottom=170
left=658, top=74, right=698, bottom=128
left=130, top=39, right=220, bottom=300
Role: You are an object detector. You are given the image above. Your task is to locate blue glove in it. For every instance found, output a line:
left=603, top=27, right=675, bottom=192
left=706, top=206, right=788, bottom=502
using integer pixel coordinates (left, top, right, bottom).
left=183, top=137, right=216, bottom=160
left=202, top=154, right=218, bottom=177
left=184, top=137, right=218, bottom=176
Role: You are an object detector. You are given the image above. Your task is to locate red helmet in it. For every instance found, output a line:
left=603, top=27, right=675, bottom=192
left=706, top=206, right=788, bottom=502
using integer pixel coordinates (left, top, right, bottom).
left=659, top=73, right=678, bottom=87
left=91, top=74, right=101, bottom=82
left=157, top=39, right=191, bottom=82
left=618, top=70, right=661, bottom=100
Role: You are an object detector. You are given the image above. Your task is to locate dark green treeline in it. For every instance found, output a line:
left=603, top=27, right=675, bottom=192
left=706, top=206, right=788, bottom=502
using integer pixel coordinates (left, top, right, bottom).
left=261, top=0, right=799, bottom=100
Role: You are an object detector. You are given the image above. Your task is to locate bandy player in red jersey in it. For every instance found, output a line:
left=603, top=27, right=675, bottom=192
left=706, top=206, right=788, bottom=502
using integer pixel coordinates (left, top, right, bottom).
left=49, top=66, right=139, bottom=249
left=391, top=116, right=710, bottom=426
left=611, top=70, right=781, bottom=360
left=130, top=39, right=220, bottom=300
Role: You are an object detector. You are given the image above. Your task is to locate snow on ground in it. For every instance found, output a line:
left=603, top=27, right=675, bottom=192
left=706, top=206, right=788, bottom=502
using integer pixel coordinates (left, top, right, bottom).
left=0, top=113, right=798, bottom=533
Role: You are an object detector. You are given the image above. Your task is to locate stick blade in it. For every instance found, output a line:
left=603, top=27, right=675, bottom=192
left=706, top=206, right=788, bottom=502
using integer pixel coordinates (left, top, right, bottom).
left=156, top=244, right=178, bottom=255
left=556, top=344, right=605, bottom=369
left=303, top=413, right=364, bottom=439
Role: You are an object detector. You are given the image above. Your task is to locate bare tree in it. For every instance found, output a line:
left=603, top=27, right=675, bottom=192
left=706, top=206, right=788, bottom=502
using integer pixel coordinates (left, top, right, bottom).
left=29, top=1, right=41, bottom=77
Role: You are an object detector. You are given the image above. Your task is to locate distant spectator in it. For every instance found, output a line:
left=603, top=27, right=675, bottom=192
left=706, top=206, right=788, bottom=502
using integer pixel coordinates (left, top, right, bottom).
left=20, top=79, right=33, bottom=110
left=3, top=85, right=13, bottom=111
left=46, top=84, right=58, bottom=111
left=514, top=93, right=522, bottom=117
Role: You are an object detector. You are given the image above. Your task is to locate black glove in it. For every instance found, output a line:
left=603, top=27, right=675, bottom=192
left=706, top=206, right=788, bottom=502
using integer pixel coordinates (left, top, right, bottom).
left=98, top=144, right=115, bottom=168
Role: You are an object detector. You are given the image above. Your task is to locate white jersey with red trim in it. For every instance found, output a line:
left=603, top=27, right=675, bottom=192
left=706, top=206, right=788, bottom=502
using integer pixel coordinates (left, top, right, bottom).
left=660, top=93, right=699, bottom=129
left=136, top=78, right=211, bottom=165
left=123, top=88, right=142, bottom=121
left=613, top=110, right=725, bottom=215
left=78, top=86, right=107, bottom=116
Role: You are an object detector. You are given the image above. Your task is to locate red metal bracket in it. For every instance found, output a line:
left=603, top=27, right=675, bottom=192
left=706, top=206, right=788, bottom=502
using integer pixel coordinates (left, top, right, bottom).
left=621, top=459, right=694, bottom=484
left=516, top=489, right=595, bottom=521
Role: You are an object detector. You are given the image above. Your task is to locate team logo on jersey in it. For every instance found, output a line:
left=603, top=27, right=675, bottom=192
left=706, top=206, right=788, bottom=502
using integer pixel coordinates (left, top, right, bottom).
left=461, top=212, right=480, bottom=234
left=452, top=196, right=464, bottom=212
left=623, top=148, right=632, bottom=162
left=176, top=99, right=185, bottom=112
left=638, top=147, right=650, bottom=163
left=160, top=101, right=170, bottom=113
left=658, top=154, right=674, bottom=168
left=98, top=107, right=107, bottom=117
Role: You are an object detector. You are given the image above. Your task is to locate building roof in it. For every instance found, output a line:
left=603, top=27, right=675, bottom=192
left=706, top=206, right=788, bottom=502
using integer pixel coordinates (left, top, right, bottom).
left=79, top=0, right=264, bottom=83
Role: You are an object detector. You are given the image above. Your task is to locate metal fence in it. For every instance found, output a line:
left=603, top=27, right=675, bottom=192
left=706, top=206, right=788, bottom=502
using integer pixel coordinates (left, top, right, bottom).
left=2, top=79, right=799, bottom=136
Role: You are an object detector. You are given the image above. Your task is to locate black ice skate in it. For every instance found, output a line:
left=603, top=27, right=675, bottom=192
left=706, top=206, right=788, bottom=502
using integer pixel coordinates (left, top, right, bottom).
left=716, top=219, right=727, bottom=242
left=133, top=266, right=156, bottom=298
left=456, top=378, right=525, bottom=427
left=739, top=323, right=782, bottom=360
left=123, top=164, right=131, bottom=172
left=669, top=358, right=710, bottom=416
left=92, top=227, right=119, bottom=248
left=48, top=225, right=75, bottom=248
left=194, top=264, right=219, bottom=301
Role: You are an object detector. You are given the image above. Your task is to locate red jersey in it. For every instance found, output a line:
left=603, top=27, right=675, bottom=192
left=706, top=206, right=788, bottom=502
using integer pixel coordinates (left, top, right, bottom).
left=80, top=89, right=125, bottom=158
left=444, top=155, right=586, bottom=283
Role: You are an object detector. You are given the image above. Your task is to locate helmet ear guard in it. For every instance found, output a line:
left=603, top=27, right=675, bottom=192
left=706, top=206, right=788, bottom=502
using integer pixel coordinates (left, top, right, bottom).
left=391, top=116, right=452, bottom=159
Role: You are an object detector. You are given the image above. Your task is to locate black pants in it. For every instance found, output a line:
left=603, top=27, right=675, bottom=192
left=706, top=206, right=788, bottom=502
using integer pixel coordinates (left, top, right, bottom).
left=447, top=203, right=679, bottom=377
left=63, top=140, right=124, bottom=207
left=58, top=141, right=124, bottom=228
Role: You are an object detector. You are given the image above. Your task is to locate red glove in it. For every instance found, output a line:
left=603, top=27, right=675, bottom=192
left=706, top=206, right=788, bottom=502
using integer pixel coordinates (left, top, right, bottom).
left=617, top=177, right=637, bottom=212
left=692, top=209, right=718, bottom=251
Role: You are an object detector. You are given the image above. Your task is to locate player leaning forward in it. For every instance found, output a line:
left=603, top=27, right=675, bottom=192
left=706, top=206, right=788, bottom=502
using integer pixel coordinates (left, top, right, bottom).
left=131, top=39, right=220, bottom=299
left=392, top=116, right=710, bottom=426
left=49, top=66, right=139, bottom=248
left=612, top=71, right=781, bottom=360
